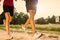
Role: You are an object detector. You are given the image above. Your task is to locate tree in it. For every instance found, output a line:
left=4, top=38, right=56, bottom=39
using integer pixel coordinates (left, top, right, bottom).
left=11, top=12, right=18, bottom=24
left=17, top=12, right=28, bottom=24
left=51, top=15, right=56, bottom=23
left=47, top=16, right=51, bottom=23
left=11, top=12, right=29, bottom=24
left=0, top=13, right=5, bottom=24
left=35, top=17, right=47, bottom=24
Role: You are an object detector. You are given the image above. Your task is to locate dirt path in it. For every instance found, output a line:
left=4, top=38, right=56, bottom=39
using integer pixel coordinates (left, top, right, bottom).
left=0, top=30, right=60, bottom=40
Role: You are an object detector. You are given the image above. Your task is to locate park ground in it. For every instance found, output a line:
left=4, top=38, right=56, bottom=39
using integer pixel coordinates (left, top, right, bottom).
left=0, top=24, right=60, bottom=40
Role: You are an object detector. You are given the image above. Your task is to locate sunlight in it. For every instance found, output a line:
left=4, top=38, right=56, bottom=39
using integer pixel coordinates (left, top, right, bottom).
left=36, top=3, right=45, bottom=13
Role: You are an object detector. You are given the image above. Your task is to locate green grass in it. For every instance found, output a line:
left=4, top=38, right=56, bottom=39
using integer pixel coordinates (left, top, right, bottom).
left=27, top=26, right=60, bottom=32
left=0, top=25, right=5, bottom=30
left=0, top=25, right=60, bottom=32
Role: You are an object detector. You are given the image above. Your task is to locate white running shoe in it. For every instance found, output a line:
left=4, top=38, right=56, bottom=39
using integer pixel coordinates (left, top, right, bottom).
left=22, top=26, right=28, bottom=33
left=22, top=26, right=26, bottom=31
left=33, top=32, right=42, bottom=39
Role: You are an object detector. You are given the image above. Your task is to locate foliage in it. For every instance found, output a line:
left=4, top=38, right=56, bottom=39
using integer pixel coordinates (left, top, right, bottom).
left=35, top=15, right=56, bottom=24
left=0, top=12, right=5, bottom=24
left=11, top=12, right=29, bottom=24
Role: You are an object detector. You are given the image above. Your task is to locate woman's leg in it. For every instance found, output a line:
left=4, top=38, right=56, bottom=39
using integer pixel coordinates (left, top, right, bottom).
left=28, top=10, right=36, bottom=34
left=5, top=12, right=10, bottom=34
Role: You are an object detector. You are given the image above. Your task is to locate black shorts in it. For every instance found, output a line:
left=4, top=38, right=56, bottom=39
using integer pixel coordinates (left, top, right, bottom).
left=3, top=5, right=14, bottom=16
left=26, top=0, right=37, bottom=13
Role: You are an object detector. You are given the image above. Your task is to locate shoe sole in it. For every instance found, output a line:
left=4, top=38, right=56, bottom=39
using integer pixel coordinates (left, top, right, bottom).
left=38, top=33, right=44, bottom=38
left=33, top=33, right=43, bottom=40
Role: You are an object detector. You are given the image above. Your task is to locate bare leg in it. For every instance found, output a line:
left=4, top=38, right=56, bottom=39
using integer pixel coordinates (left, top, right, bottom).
left=3, top=16, right=12, bottom=26
left=23, top=19, right=30, bottom=28
left=5, top=12, right=10, bottom=34
left=9, top=15, right=13, bottom=23
left=23, top=10, right=36, bottom=34
left=29, top=10, right=36, bottom=34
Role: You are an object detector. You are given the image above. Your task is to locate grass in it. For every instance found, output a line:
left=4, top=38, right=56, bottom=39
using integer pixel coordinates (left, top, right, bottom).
left=27, top=27, right=60, bottom=32
left=0, top=24, right=60, bottom=33
left=0, top=25, right=5, bottom=30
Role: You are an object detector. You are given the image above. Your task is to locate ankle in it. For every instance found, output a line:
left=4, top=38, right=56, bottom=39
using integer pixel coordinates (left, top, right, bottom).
left=33, top=31, right=36, bottom=34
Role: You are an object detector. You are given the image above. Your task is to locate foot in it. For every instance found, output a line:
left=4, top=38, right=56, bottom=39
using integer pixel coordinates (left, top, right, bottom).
left=22, top=26, right=26, bottom=31
left=5, top=33, right=13, bottom=39
left=33, top=32, right=42, bottom=39
left=22, top=26, right=28, bottom=33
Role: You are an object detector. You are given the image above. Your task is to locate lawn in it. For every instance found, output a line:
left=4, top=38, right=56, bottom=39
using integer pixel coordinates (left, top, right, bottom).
left=0, top=24, right=60, bottom=35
